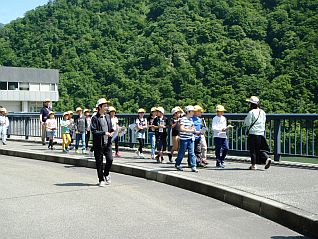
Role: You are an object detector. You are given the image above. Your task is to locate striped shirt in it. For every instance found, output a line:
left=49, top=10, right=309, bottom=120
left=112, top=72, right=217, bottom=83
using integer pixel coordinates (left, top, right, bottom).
left=179, top=116, right=195, bottom=140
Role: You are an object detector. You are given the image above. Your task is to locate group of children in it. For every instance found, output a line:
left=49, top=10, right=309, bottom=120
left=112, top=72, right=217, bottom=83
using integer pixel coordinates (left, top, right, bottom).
left=135, top=104, right=231, bottom=171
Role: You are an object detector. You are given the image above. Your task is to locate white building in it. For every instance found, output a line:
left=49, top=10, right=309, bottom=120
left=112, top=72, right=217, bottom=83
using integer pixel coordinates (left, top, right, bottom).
left=0, top=66, right=59, bottom=112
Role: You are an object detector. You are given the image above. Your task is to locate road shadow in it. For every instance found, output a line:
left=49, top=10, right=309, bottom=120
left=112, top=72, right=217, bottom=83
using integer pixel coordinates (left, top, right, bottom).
left=54, top=182, right=98, bottom=187
left=271, top=236, right=310, bottom=239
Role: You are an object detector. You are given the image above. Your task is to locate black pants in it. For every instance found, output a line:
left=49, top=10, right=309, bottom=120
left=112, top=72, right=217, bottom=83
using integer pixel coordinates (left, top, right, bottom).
left=113, top=136, right=119, bottom=153
left=94, top=144, right=113, bottom=182
left=156, top=132, right=167, bottom=151
left=138, top=138, right=144, bottom=153
left=194, top=138, right=202, bottom=163
left=248, top=134, right=269, bottom=165
left=85, top=131, right=90, bottom=149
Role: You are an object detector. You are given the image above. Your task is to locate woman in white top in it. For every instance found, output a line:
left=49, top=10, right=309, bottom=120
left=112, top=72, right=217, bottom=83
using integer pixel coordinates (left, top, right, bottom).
left=0, top=107, right=9, bottom=145
left=244, top=96, right=271, bottom=170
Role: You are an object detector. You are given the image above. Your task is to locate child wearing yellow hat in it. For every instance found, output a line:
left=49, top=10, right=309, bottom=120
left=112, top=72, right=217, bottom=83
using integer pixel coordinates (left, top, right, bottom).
left=147, top=107, right=158, bottom=160
left=136, top=108, right=147, bottom=158
left=46, top=111, right=57, bottom=150
left=60, top=112, right=71, bottom=153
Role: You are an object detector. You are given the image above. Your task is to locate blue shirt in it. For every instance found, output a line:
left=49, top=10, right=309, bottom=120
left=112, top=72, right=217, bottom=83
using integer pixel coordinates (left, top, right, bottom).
left=192, top=116, right=202, bottom=140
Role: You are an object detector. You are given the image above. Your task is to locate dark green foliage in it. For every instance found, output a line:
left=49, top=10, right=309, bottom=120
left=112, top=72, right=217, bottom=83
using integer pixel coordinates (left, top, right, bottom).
left=0, top=0, right=317, bottom=113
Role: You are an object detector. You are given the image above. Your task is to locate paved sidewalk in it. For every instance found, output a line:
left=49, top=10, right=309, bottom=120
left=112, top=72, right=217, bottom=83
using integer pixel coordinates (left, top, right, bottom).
left=1, top=140, right=317, bottom=217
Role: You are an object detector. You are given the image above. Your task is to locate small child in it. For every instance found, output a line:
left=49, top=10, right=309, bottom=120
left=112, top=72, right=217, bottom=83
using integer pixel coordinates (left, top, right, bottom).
left=153, top=107, right=169, bottom=163
left=46, top=111, right=57, bottom=150
left=147, top=107, right=157, bottom=160
left=84, top=109, right=91, bottom=150
left=192, top=105, right=206, bottom=167
left=68, top=110, right=75, bottom=150
left=109, top=106, right=120, bottom=157
left=136, top=108, right=147, bottom=158
left=0, top=107, right=9, bottom=145
left=75, top=107, right=87, bottom=154
left=60, top=112, right=71, bottom=153
left=212, top=105, right=231, bottom=168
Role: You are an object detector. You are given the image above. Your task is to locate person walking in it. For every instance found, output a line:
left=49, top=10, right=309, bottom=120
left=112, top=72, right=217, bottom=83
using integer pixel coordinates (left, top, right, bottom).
left=212, top=105, right=231, bottom=168
left=147, top=107, right=157, bottom=160
left=74, top=107, right=87, bottom=154
left=135, top=108, right=147, bottom=159
left=0, top=107, right=9, bottom=145
left=244, top=96, right=272, bottom=170
left=175, top=105, right=199, bottom=173
left=91, top=98, right=114, bottom=187
left=40, top=98, right=51, bottom=145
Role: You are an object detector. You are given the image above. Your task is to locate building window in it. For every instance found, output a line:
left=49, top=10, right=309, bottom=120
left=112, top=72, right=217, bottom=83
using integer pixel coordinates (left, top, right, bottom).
left=30, top=83, right=40, bottom=91
left=29, top=101, right=43, bottom=112
left=0, top=82, right=7, bottom=90
left=50, top=84, right=56, bottom=91
left=40, top=83, right=50, bottom=91
left=19, top=82, right=30, bottom=91
left=8, top=82, right=19, bottom=90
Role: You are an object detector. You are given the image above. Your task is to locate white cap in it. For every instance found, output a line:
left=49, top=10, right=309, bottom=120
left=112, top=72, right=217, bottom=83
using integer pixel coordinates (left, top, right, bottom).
left=157, top=107, right=164, bottom=114
left=185, top=105, right=195, bottom=112
left=171, top=107, right=178, bottom=115
left=247, top=96, right=260, bottom=104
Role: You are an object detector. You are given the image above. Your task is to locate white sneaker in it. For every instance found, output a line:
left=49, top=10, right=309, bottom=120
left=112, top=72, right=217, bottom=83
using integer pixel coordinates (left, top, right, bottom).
left=136, top=151, right=140, bottom=157
left=75, top=149, right=80, bottom=154
left=82, top=149, right=86, bottom=154
left=105, top=175, right=111, bottom=184
left=99, top=181, right=106, bottom=187
left=265, top=158, right=272, bottom=169
left=140, top=153, right=145, bottom=159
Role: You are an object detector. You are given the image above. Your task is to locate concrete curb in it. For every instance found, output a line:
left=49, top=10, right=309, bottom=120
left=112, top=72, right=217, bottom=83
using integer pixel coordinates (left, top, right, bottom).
left=1, top=147, right=317, bottom=237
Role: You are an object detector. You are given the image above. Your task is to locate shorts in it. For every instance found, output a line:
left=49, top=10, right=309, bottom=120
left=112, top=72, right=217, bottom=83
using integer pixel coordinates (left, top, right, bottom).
left=46, top=130, right=56, bottom=138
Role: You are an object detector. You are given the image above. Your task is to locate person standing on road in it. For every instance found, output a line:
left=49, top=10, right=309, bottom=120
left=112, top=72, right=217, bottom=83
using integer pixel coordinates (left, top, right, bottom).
left=175, top=105, right=199, bottom=173
left=244, top=96, right=271, bottom=170
left=40, top=99, right=51, bottom=145
left=153, top=107, right=169, bottom=163
left=168, top=107, right=182, bottom=162
left=46, top=111, right=57, bottom=150
left=135, top=108, right=147, bottom=159
left=84, top=109, right=92, bottom=151
left=0, top=107, right=9, bottom=145
left=60, top=112, right=71, bottom=153
left=109, top=106, right=121, bottom=157
left=91, top=98, right=114, bottom=187
left=74, top=107, right=87, bottom=154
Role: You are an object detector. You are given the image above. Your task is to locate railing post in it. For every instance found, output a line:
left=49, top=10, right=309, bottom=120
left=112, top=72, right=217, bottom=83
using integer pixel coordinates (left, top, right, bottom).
left=25, top=117, right=30, bottom=140
left=274, top=119, right=281, bottom=161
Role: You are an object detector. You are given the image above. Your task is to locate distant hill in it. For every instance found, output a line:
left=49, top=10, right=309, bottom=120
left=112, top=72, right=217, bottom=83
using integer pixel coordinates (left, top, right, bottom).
left=0, top=0, right=317, bottom=113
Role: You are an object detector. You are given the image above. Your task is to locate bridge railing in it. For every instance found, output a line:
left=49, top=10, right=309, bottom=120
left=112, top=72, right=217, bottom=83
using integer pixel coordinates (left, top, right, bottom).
left=6, top=113, right=318, bottom=161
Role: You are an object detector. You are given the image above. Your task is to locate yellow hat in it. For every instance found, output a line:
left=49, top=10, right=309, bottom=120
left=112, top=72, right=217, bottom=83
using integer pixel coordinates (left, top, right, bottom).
left=0, top=107, right=5, bottom=112
left=216, top=105, right=226, bottom=112
left=97, top=98, right=110, bottom=106
left=83, top=109, right=91, bottom=113
left=157, top=107, right=165, bottom=114
left=76, top=107, right=82, bottom=112
left=93, top=108, right=98, bottom=112
left=151, top=107, right=158, bottom=112
left=49, top=111, right=55, bottom=115
left=63, top=112, right=69, bottom=117
left=138, top=108, right=146, bottom=113
left=108, top=106, right=116, bottom=112
left=175, top=106, right=184, bottom=114
left=194, top=105, right=203, bottom=112
left=68, top=110, right=74, bottom=115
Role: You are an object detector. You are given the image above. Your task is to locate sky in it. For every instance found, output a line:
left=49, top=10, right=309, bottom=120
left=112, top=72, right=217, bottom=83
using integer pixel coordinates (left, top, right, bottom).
left=0, top=0, right=49, bottom=24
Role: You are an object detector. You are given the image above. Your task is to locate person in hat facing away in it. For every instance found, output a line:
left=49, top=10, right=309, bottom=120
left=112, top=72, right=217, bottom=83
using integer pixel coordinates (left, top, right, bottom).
left=109, top=106, right=120, bottom=157
left=136, top=108, right=148, bottom=158
left=46, top=111, right=57, bottom=150
left=60, top=112, right=71, bottom=153
left=153, top=107, right=170, bottom=163
left=147, top=107, right=158, bottom=160
left=84, top=109, right=92, bottom=150
left=212, top=105, right=232, bottom=168
left=244, top=96, right=271, bottom=170
left=91, top=98, right=114, bottom=187
left=175, top=105, right=199, bottom=173
left=40, top=98, right=51, bottom=145
left=168, top=107, right=182, bottom=162
left=0, top=108, right=9, bottom=145
left=74, top=107, right=87, bottom=154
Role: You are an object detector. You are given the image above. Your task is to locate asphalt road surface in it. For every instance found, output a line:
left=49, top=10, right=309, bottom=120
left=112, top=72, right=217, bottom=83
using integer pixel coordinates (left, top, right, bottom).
left=0, top=155, right=308, bottom=239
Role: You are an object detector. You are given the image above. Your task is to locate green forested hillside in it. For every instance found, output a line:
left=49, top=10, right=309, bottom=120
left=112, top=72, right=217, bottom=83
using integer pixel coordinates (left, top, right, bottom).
left=0, top=0, right=317, bottom=113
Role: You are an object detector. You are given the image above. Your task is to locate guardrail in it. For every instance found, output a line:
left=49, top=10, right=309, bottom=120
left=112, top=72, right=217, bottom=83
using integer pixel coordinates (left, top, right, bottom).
left=6, top=112, right=318, bottom=161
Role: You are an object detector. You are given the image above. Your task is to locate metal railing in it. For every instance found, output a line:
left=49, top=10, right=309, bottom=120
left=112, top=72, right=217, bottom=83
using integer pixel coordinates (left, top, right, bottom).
left=6, top=113, right=318, bottom=161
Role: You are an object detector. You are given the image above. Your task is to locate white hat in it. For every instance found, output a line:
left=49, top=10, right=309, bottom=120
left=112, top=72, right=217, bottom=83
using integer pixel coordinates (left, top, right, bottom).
left=185, top=105, right=195, bottom=112
left=157, top=107, right=164, bottom=114
left=216, top=105, right=226, bottom=112
left=247, top=96, right=260, bottom=104
left=97, top=98, right=110, bottom=106
left=171, top=107, right=178, bottom=115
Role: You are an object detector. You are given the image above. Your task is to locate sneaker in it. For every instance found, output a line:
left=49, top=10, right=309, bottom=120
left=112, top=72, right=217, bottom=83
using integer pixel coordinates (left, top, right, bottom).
left=249, top=165, right=257, bottom=170
left=202, top=160, right=209, bottom=165
left=89, top=151, right=94, bottom=157
left=140, top=153, right=145, bottom=159
left=175, top=165, right=183, bottom=171
left=151, top=155, right=155, bottom=160
left=191, top=167, right=198, bottom=173
left=63, top=149, right=69, bottom=153
left=168, top=153, right=173, bottom=162
left=265, top=158, right=272, bottom=169
left=136, top=150, right=140, bottom=157
left=198, top=162, right=207, bottom=168
left=75, top=149, right=80, bottom=154
left=42, top=142, right=46, bottom=145
left=161, top=157, right=164, bottom=163
left=155, top=155, right=160, bottom=163
left=115, top=152, right=121, bottom=157
left=99, top=181, right=106, bottom=187
left=219, top=163, right=225, bottom=168
left=105, top=175, right=111, bottom=184
left=82, top=149, right=86, bottom=154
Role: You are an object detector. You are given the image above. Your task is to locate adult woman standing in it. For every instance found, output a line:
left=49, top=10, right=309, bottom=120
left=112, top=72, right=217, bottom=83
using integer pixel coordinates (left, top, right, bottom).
left=244, top=96, right=272, bottom=170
